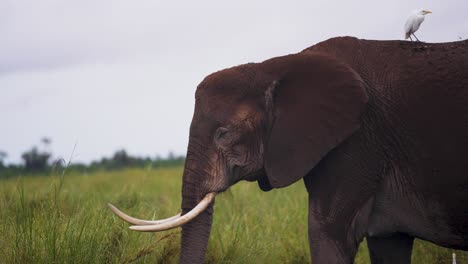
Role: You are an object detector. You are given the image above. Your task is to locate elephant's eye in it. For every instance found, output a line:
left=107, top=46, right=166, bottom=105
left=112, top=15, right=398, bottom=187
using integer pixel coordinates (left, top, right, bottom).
left=214, top=127, right=231, bottom=147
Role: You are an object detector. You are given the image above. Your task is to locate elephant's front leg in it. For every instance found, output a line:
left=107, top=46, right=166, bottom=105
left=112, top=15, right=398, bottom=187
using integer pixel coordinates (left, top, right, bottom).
left=307, top=193, right=372, bottom=264
left=303, top=132, right=383, bottom=263
left=304, top=164, right=377, bottom=263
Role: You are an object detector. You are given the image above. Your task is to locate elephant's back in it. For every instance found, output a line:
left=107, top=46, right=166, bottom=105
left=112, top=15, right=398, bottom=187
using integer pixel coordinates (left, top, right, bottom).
left=303, top=36, right=468, bottom=62
left=303, top=37, right=468, bottom=89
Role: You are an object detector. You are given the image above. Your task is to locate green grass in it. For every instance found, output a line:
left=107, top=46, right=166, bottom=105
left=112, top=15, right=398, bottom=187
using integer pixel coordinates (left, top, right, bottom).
left=0, top=167, right=466, bottom=263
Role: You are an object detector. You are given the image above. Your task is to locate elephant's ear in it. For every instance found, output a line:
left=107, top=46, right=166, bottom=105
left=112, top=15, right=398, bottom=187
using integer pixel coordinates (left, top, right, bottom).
left=263, top=53, right=368, bottom=188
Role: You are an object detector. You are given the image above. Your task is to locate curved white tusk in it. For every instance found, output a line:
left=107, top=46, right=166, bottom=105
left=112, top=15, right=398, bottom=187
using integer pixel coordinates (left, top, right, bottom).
left=108, top=203, right=181, bottom=225
left=129, top=192, right=216, bottom=232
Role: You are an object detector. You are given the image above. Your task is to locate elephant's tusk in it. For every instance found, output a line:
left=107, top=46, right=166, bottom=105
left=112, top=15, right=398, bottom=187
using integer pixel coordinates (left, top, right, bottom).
left=129, top=192, right=216, bottom=232
left=108, top=203, right=181, bottom=225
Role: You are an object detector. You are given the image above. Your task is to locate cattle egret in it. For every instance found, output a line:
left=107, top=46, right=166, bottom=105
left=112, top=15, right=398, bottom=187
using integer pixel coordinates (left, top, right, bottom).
left=404, top=9, right=432, bottom=41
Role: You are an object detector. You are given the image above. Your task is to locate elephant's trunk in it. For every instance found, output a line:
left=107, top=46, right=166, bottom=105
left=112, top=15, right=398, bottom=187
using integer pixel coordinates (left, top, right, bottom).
left=179, top=203, right=213, bottom=263
left=108, top=142, right=217, bottom=263
left=179, top=155, right=215, bottom=264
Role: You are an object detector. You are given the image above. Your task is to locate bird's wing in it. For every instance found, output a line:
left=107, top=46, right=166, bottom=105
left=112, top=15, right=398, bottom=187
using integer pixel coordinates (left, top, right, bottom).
left=404, top=15, right=416, bottom=38
left=412, top=15, right=425, bottom=32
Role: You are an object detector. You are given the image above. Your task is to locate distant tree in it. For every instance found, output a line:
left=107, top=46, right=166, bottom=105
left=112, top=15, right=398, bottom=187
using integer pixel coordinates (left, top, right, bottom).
left=112, top=149, right=130, bottom=168
left=21, top=146, right=51, bottom=171
left=167, top=151, right=175, bottom=160
left=0, top=150, right=7, bottom=168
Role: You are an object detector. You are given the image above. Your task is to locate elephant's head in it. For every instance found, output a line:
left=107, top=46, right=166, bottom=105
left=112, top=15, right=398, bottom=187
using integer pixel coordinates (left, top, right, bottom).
left=109, top=52, right=368, bottom=263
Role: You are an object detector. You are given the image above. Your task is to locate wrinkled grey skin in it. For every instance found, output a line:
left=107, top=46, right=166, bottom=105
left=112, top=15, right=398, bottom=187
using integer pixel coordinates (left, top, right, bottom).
left=177, top=37, right=468, bottom=263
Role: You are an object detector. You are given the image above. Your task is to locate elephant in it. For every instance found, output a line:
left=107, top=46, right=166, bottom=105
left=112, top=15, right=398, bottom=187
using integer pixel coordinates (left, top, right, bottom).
left=109, top=36, right=468, bottom=263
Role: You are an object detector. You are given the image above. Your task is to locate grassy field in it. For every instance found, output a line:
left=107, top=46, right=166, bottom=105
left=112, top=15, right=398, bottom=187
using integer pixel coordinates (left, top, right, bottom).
left=0, top=167, right=466, bottom=263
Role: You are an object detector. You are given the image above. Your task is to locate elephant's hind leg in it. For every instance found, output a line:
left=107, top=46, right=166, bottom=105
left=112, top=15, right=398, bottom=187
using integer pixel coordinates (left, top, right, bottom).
left=367, top=233, right=414, bottom=264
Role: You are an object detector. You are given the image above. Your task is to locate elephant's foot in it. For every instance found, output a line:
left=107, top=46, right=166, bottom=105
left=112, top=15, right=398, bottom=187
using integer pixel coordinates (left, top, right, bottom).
left=367, top=233, right=414, bottom=264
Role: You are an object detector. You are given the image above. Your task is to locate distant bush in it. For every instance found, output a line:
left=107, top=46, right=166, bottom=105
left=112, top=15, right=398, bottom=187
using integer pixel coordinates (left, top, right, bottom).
left=0, top=145, right=185, bottom=178
left=85, top=149, right=184, bottom=172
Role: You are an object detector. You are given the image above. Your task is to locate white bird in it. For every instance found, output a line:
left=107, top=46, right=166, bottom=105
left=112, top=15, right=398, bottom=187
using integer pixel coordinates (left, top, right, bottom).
left=404, top=9, right=432, bottom=41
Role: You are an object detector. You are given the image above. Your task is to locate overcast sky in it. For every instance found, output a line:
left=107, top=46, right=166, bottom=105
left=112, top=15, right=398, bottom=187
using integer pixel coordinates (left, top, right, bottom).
left=1, top=0, right=467, bottom=164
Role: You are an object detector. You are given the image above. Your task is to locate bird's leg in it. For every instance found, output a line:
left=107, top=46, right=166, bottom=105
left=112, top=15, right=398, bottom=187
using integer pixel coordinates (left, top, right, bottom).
left=412, top=33, right=421, bottom=42
left=409, top=35, right=414, bottom=41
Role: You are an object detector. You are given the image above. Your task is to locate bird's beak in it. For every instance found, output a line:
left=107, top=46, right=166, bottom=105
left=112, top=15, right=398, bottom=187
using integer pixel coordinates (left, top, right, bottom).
left=423, top=10, right=432, bottom=15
